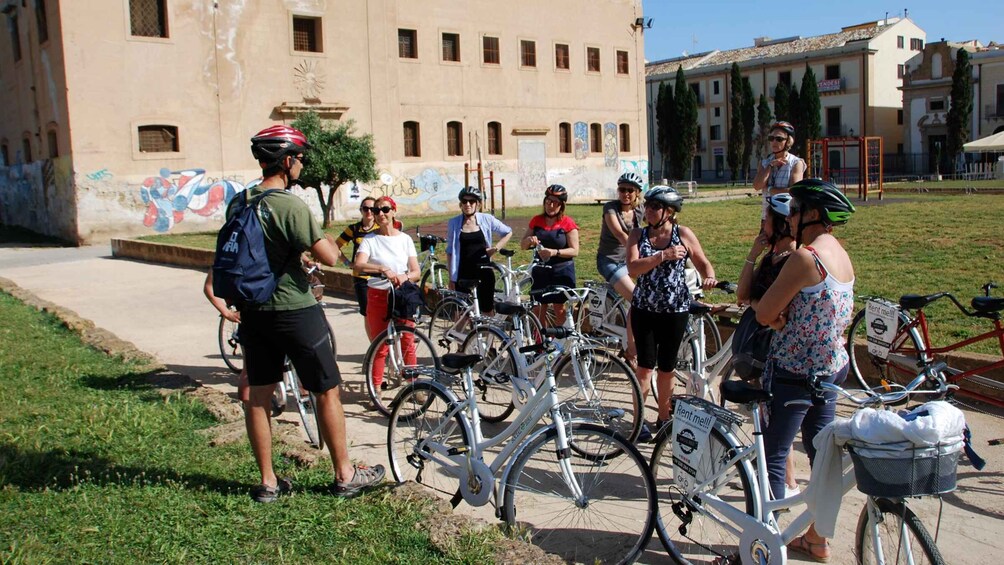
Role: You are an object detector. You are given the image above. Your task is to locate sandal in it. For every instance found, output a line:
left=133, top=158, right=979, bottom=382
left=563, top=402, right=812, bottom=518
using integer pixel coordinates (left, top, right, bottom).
left=250, top=477, right=292, bottom=503
left=333, top=464, right=386, bottom=498
left=787, top=534, right=830, bottom=563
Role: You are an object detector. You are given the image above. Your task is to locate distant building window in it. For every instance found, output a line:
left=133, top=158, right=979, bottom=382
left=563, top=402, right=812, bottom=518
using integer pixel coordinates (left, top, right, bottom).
left=22, top=136, right=32, bottom=163
left=930, top=99, right=945, bottom=111
left=826, top=107, right=842, bottom=137
left=710, top=124, right=721, bottom=141
left=690, top=82, right=701, bottom=104
left=129, top=0, right=167, bottom=38
left=897, top=109, right=904, bottom=125
left=559, top=122, right=571, bottom=153
left=910, top=38, right=924, bottom=51
left=616, top=50, right=629, bottom=75
left=520, top=40, right=536, bottom=68
left=1, top=143, right=8, bottom=166
left=487, top=121, right=502, bottom=155
left=398, top=29, right=417, bottom=59
left=554, top=43, right=569, bottom=70
left=447, top=121, right=463, bottom=156
left=9, top=13, right=21, bottom=61
left=47, top=130, right=58, bottom=158
left=897, top=143, right=904, bottom=154
left=779, top=71, right=792, bottom=86
left=825, top=64, right=840, bottom=80
left=587, top=47, right=600, bottom=72
left=619, top=124, right=630, bottom=152
left=897, top=64, right=905, bottom=79
left=897, top=35, right=904, bottom=49
left=442, top=32, right=460, bottom=62
left=35, top=0, right=48, bottom=44
left=292, top=16, right=322, bottom=53
left=483, top=35, right=499, bottom=64
left=403, top=121, right=420, bottom=157
left=589, top=123, right=601, bottom=152
left=714, top=107, right=721, bottom=117
left=713, top=80, right=720, bottom=95
left=138, top=125, right=179, bottom=153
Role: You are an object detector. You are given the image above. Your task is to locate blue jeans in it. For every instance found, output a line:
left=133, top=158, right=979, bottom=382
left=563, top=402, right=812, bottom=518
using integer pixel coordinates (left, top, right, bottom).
left=596, top=255, right=628, bottom=284
left=762, top=361, right=848, bottom=501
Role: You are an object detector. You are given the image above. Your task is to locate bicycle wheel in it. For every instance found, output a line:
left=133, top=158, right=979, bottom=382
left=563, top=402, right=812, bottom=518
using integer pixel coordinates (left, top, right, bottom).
left=288, top=366, right=323, bottom=449
left=554, top=348, right=643, bottom=446
left=502, top=423, right=656, bottom=565
left=218, top=315, right=242, bottom=373
left=700, top=312, right=723, bottom=358
left=856, top=497, right=946, bottom=565
left=428, top=296, right=471, bottom=356
left=363, top=325, right=440, bottom=417
left=460, top=325, right=518, bottom=424
left=387, top=383, right=469, bottom=502
left=651, top=421, right=757, bottom=563
left=847, top=308, right=925, bottom=391
left=490, top=262, right=508, bottom=301
left=420, top=263, right=450, bottom=312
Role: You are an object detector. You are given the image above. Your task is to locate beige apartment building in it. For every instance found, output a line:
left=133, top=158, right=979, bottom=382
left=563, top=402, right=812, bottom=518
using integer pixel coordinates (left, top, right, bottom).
left=644, top=17, right=925, bottom=182
left=0, top=0, right=647, bottom=243
left=973, top=45, right=1004, bottom=138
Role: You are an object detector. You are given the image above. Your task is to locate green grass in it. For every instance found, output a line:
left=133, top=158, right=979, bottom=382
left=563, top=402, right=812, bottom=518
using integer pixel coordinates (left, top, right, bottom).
left=0, top=292, right=498, bottom=564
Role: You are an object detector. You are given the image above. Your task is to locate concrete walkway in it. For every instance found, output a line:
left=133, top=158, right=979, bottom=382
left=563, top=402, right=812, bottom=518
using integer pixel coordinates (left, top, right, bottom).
left=2, top=245, right=1002, bottom=564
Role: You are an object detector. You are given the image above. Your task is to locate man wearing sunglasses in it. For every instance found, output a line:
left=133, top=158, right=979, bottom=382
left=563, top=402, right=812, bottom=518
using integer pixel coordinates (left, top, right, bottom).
left=335, top=196, right=404, bottom=316
left=210, top=124, right=384, bottom=503
left=753, top=121, right=806, bottom=222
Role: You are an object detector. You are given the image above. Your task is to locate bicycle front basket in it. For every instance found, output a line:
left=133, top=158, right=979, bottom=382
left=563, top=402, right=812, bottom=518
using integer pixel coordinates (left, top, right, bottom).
left=419, top=234, right=437, bottom=253
left=846, top=440, right=961, bottom=497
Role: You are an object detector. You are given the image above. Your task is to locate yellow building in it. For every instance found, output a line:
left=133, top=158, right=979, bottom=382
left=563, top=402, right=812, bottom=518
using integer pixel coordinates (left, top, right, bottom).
left=0, top=0, right=647, bottom=243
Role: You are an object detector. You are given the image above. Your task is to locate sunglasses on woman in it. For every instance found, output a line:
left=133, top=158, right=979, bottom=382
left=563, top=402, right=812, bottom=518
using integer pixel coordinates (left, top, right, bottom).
left=362, top=206, right=394, bottom=214
left=617, top=186, right=637, bottom=194
left=767, top=135, right=787, bottom=143
left=460, top=199, right=479, bottom=205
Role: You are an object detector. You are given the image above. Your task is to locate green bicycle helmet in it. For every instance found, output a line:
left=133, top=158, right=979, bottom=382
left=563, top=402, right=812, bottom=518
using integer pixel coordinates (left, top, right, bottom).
left=789, top=178, right=855, bottom=226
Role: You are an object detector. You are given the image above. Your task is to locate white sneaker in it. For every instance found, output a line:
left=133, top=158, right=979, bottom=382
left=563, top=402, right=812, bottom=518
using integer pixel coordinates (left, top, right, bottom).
left=784, top=484, right=801, bottom=499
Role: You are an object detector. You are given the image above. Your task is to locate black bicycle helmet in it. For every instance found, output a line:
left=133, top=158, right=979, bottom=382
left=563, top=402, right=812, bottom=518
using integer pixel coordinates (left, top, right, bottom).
left=458, top=186, right=483, bottom=201
left=789, top=179, right=855, bottom=226
left=644, top=185, right=683, bottom=212
left=770, top=121, right=795, bottom=137
left=617, top=172, right=644, bottom=190
left=545, top=184, right=568, bottom=202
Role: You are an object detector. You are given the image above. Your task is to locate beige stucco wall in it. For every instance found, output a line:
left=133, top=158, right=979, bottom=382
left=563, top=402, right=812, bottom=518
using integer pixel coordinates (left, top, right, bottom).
left=973, top=50, right=1004, bottom=138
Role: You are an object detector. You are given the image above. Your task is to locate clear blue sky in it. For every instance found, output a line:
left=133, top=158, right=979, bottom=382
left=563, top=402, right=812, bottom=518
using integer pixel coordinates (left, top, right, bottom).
left=640, top=0, right=1003, bottom=62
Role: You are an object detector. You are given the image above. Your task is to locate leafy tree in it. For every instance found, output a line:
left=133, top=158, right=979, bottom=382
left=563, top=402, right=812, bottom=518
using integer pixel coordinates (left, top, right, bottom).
left=670, top=67, right=699, bottom=181
left=726, top=63, right=745, bottom=181
left=741, top=77, right=756, bottom=182
left=787, top=83, right=801, bottom=152
left=755, top=93, right=774, bottom=160
left=946, top=48, right=973, bottom=170
left=292, top=111, right=378, bottom=227
left=656, top=81, right=676, bottom=178
left=799, top=63, right=822, bottom=156
left=773, top=82, right=790, bottom=122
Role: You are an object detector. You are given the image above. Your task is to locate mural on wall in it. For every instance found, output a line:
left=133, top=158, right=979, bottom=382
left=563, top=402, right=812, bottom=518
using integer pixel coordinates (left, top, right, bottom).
left=619, top=159, right=650, bottom=190
left=139, top=168, right=249, bottom=232
left=573, top=122, right=589, bottom=160
left=603, top=122, right=619, bottom=168
left=518, top=140, right=548, bottom=200
left=361, top=168, right=462, bottom=213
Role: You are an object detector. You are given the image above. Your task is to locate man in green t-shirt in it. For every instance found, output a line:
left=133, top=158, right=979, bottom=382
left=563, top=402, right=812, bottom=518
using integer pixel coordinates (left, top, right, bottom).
left=205, top=125, right=384, bottom=502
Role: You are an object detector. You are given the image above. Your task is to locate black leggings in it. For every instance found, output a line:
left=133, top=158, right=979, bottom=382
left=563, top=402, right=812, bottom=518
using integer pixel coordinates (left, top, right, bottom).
left=630, top=307, right=689, bottom=372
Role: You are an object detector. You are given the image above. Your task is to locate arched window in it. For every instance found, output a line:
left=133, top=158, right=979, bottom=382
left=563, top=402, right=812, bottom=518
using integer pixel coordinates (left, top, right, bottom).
left=558, top=122, right=571, bottom=154
left=487, top=121, right=502, bottom=155
left=446, top=121, right=464, bottom=156
left=403, top=121, right=421, bottom=157
left=589, top=123, right=601, bottom=153
left=619, top=124, right=630, bottom=152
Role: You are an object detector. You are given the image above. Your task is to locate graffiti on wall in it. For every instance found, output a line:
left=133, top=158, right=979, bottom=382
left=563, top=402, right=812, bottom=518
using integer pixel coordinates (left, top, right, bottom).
left=573, top=122, right=588, bottom=160
left=363, top=168, right=461, bottom=213
left=619, top=159, right=650, bottom=190
left=139, top=168, right=248, bottom=232
left=0, top=157, right=76, bottom=241
left=603, top=122, right=619, bottom=168
left=518, top=140, right=548, bottom=199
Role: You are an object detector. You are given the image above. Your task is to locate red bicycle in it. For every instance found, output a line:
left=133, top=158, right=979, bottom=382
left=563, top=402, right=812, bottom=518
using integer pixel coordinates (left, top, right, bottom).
left=846, top=282, right=1004, bottom=408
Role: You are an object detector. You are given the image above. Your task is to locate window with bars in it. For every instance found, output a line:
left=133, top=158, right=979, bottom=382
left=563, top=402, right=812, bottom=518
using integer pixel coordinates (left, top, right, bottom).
left=487, top=122, right=502, bottom=155
left=293, top=16, right=321, bottom=52
left=9, top=14, right=21, bottom=61
left=138, top=125, right=179, bottom=153
left=616, top=50, right=629, bottom=75
left=403, top=121, right=420, bottom=157
left=619, top=124, right=630, bottom=152
left=446, top=121, right=463, bottom=156
left=483, top=36, right=499, bottom=64
left=129, top=0, right=167, bottom=38
left=398, top=29, right=417, bottom=59
left=442, top=32, right=460, bottom=62
left=587, top=47, right=600, bottom=72
left=35, top=0, right=48, bottom=43
left=559, top=122, right=571, bottom=153
left=589, top=123, right=601, bottom=153
left=47, top=130, right=58, bottom=158
left=520, top=40, right=536, bottom=68
left=555, top=43, right=569, bottom=70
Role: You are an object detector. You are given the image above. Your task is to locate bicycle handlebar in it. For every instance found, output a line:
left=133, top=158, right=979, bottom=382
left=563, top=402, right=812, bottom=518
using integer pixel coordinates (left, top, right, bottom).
left=799, top=362, right=955, bottom=408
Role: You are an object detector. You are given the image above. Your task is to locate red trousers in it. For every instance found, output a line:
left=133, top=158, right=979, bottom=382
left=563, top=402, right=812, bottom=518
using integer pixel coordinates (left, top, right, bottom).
left=365, top=287, right=416, bottom=387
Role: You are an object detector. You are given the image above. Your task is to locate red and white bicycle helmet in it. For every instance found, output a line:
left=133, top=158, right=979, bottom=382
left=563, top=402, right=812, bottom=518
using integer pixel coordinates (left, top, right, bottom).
left=250, top=125, right=311, bottom=166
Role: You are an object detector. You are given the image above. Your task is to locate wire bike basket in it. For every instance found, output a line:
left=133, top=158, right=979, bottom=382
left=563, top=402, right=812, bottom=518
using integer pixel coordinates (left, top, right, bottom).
left=846, top=439, right=961, bottom=497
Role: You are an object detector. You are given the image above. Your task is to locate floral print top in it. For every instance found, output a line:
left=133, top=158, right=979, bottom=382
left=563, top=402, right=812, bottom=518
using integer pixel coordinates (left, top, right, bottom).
left=769, top=247, right=854, bottom=376
left=632, top=225, right=691, bottom=314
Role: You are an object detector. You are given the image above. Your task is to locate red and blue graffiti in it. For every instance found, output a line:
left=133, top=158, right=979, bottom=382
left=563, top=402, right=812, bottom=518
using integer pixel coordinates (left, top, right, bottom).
left=139, top=168, right=248, bottom=232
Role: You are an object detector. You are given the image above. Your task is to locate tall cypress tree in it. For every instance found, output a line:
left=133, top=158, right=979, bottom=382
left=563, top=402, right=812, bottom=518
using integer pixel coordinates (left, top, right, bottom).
left=741, top=77, right=756, bottom=182
left=787, top=83, right=801, bottom=152
left=774, top=82, right=790, bottom=122
left=946, top=48, right=973, bottom=170
left=799, top=63, right=822, bottom=156
left=671, top=66, right=698, bottom=180
left=756, top=93, right=774, bottom=160
left=656, top=81, right=676, bottom=178
left=726, top=63, right=744, bottom=181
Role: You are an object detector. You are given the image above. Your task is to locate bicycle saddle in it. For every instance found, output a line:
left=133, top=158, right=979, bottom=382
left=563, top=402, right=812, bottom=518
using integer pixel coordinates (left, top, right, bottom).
left=455, top=278, right=479, bottom=292
left=898, top=292, right=947, bottom=310
left=498, top=248, right=516, bottom=257
left=441, top=353, right=484, bottom=371
left=494, top=301, right=527, bottom=316
left=720, top=380, right=772, bottom=404
left=689, top=302, right=714, bottom=315
left=529, top=285, right=570, bottom=303
left=972, top=296, right=1004, bottom=314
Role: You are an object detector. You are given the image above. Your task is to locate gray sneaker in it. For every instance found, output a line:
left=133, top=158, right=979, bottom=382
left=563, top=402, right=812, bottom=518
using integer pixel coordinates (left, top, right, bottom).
left=333, top=464, right=386, bottom=498
left=250, top=477, right=292, bottom=503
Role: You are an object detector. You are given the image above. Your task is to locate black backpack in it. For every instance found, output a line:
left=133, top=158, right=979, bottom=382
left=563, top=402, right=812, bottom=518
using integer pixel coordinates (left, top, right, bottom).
left=212, top=189, right=282, bottom=306
left=731, top=307, right=774, bottom=382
